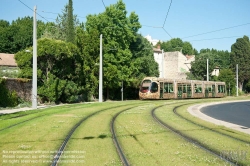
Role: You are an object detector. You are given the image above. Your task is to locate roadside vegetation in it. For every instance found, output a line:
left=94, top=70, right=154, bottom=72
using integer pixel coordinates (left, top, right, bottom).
left=1, top=97, right=249, bottom=165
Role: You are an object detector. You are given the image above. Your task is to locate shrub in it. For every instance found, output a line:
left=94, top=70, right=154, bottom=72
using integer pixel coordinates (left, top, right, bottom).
left=0, top=78, right=18, bottom=107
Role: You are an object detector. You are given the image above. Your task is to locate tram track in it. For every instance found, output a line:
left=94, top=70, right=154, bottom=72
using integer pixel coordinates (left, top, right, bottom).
left=0, top=104, right=96, bottom=132
left=110, top=107, right=134, bottom=166
left=0, top=108, right=68, bottom=132
left=173, top=104, right=250, bottom=145
left=51, top=103, right=142, bottom=166
left=151, top=105, right=238, bottom=166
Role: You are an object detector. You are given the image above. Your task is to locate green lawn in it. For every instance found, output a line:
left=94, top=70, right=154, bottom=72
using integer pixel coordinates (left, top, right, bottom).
left=0, top=97, right=249, bottom=165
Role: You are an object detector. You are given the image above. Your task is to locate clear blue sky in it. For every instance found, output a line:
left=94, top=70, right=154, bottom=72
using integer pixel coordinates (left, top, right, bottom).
left=0, top=0, right=249, bottom=52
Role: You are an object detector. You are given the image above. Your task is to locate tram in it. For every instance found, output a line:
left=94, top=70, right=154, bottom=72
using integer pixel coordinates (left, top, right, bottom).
left=139, top=77, right=226, bottom=99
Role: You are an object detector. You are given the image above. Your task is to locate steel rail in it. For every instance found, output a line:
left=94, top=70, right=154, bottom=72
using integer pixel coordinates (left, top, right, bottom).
left=151, top=105, right=237, bottom=166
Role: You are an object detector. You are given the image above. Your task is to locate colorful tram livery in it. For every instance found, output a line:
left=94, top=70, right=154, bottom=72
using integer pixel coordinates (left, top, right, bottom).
left=139, top=77, right=226, bottom=100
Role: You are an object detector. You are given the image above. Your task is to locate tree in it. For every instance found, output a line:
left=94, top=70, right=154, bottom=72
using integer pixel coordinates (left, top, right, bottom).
left=84, top=0, right=142, bottom=99
left=156, top=38, right=194, bottom=55
left=66, top=0, right=75, bottom=43
left=199, top=48, right=230, bottom=69
left=75, top=25, right=100, bottom=100
left=130, top=34, right=159, bottom=82
left=0, top=17, right=45, bottom=53
left=188, top=52, right=216, bottom=80
left=42, top=1, right=78, bottom=42
left=218, top=69, right=236, bottom=95
left=230, top=35, right=250, bottom=90
left=15, top=38, right=82, bottom=103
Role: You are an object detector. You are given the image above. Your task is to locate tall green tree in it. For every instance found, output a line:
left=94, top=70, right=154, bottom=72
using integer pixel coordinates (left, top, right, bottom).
left=85, top=0, right=142, bottom=99
left=75, top=25, right=100, bottom=100
left=0, top=17, right=45, bottom=53
left=188, top=52, right=216, bottom=80
left=130, top=34, right=159, bottom=84
left=199, top=48, right=230, bottom=69
left=43, top=1, right=79, bottom=42
left=218, top=69, right=236, bottom=95
left=156, top=38, right=194, bottom=55
left=230, top=35, right=250, bottom=90
left=66, top=0, right=75, bottom=43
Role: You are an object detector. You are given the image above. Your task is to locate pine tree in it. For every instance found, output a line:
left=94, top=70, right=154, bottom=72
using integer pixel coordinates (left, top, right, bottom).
left=66, top=0, right=75, bottom=43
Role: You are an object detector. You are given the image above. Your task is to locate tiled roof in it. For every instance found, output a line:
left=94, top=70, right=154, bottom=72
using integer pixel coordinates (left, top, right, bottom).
left=0, top=53, right=17, bottom=67
left=153, top=48, right=162, bottom=53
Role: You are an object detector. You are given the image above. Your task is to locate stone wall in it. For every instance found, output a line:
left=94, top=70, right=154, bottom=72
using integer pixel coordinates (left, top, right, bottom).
left=4, top=78, right=32, bottom=101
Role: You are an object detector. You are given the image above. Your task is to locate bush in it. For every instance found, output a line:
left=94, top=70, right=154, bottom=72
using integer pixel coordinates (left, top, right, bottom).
left=0, top=78, right=18, bottom=107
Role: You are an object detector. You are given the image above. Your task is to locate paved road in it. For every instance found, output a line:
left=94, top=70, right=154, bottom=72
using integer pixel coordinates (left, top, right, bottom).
left=201, top=101, right=250, bottom=128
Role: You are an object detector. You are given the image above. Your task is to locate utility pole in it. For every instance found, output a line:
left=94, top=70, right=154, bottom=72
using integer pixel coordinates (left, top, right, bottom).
left=99, top=34, right=103, bottom=102
left=236, top=64, right=238, bottom=97
left=32, top=6, right=37, bottom=109
left=121, top=81, right=123, bottom=101
left=207, top=59, right=209, bottom=81
left=162, top=49, right=164, bottom=78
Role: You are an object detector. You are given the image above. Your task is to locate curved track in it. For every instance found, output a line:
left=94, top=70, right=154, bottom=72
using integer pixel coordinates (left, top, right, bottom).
left=174, top=104, right=250, bottom=144
left=110, top=107, right=133, bottom=166
left=51, top=103, right=141, bottom=166
left=151, top=105, right=237, bottom=166
left=0, top=115, right=44, bottom=132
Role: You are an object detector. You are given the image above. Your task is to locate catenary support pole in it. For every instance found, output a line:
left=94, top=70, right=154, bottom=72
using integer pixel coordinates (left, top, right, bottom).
left=99, top=34, right=103, bottom=102
left=32, top=6, right=37, bottom=109
left=162, top=49, right=164, bottom=78
left=236, top=64, right=238, bottom=97
left=207, top=59, right=209, bottom=81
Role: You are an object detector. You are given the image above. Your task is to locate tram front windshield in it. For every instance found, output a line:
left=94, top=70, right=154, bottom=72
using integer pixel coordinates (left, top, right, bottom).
left=140, top=80, right=151, bottom=93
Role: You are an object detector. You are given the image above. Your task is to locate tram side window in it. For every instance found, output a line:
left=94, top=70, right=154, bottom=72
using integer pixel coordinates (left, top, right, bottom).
left=187, top=84, right=191, bottom=92
left=164, top=83, right=174, bottom=93
left=206, top=85, right=212, bottom=92
left=195, top=84, right=202, bottom=93
left=150, top=82, right=158, bottom=93
left=218, top=85, right=225, bottom=93
left=182, top=84, right=186, bottom=93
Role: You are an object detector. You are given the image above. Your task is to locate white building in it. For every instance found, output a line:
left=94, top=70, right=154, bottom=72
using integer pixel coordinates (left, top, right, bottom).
left=145, top=35, right=159, bottom=46
left=153, top=47, right=195, bottom=80
left=153, top=46, right=164, bottom=78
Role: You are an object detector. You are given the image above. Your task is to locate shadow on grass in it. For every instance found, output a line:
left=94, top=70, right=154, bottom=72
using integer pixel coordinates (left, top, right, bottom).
left=83, top=136, right=95, bottom=140
left=98, top=134, right=107, bottom=139
left=83, top=135, right=108, bottom=140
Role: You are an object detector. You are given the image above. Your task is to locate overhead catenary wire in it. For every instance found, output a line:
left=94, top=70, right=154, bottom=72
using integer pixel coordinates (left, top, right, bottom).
left=41, top=10, right=86, bottom=19
left=17, top=0, right=50, bottom=22
left=162, top=0, right=173, bottom=28
left=102, top=0, right=106, bottom=8
left=188, top=35, right=250, bottom=42
left=182, top=22, right=250, bottom=39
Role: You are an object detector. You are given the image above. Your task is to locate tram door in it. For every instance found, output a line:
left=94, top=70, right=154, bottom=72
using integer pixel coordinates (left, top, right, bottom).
left=212, top=85, right=215, bottom=97
left=160, top=82, right=164, bottom=98
left=177, top=84, right=182, bottom=99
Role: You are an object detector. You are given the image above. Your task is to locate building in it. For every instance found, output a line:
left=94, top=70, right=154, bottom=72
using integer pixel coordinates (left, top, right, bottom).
left=153, top=47, right=195, bottom=80
left=163, top=51, right=195, bottom=80
left=153, top=46, right=164, bottom=78
left=0, top=53, right=19, bottom=77
left=145, top=35, right=159, bottom=46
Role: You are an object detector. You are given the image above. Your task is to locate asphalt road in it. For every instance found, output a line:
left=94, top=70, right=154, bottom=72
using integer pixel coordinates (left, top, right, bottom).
left=201, top=101, right=250, bottom=128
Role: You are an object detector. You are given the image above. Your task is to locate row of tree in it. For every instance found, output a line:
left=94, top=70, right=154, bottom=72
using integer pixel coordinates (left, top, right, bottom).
left=13, top=0, right=159, bottom=103
left=1, top=0, right=249, bottom=101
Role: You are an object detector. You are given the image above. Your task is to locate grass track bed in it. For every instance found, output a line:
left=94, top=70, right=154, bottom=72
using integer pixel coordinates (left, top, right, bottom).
left=115, top=101, right=227, bottom=165
left=1, top=98, right=250, bottom=165
left=0, top=102, right=125, bottom=166
left=154, top=100, right=250, bottom=165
